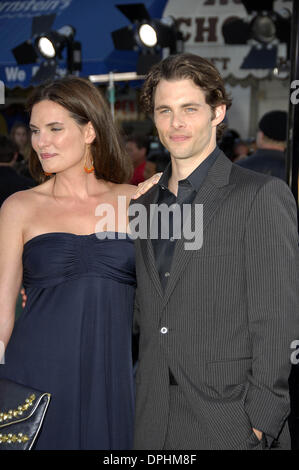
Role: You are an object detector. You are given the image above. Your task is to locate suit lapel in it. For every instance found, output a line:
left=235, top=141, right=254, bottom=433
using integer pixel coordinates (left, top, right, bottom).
left=162, top=152, right=235, bottom=306
left=132, top=152, right=235, bottom=302
left=132, top=185, right=164, bottom=298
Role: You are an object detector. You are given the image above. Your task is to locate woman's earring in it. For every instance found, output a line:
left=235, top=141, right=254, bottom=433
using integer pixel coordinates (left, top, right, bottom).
left=84, top=163, right=95, bottom=174
left=84, top=151, right=94, bottom=173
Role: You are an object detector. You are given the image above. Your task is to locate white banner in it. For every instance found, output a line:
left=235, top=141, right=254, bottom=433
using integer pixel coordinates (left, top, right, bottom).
left=163, top=0, right=292, bottom=79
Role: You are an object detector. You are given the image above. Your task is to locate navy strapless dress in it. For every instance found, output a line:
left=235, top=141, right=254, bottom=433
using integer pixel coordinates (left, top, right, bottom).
left=0, top=232, right=136, bottom=450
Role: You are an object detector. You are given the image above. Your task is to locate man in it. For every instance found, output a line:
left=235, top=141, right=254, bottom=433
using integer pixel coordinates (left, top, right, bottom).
left=0, top=135, right=35, bottom=206
left=237, top=110, right=287, bottom=180
left=132, top=54, right=299, bottom=450
left=126, top=134, right=149, bottom=185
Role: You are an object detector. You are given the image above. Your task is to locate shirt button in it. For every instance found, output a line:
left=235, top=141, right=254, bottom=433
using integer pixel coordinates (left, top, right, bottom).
left=164, top=272, right=170, bottom=278
left=160, top=327, right=168, bottom=334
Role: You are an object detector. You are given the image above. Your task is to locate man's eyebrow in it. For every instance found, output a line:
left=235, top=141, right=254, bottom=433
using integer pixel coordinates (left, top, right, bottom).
left=29, top=121, right=64, bottom=128
left=154, top=105, right=170, bottom=111
left=182, top=102, right=201, bottom=107
left=155, top=102, right=202, bottom=111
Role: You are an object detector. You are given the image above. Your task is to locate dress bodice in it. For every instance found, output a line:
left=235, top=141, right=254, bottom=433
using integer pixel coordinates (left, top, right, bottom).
left=22, top=232, right=136, bottom=289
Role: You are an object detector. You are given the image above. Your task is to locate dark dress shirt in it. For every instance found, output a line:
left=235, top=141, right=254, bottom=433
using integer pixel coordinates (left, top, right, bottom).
left=152, top=146, right=221, bottom=290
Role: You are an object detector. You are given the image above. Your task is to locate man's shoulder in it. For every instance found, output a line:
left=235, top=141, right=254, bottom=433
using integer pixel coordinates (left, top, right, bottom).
left=231, top=159, right=276, bottom=186
left=230, top=162, right=295, bottom=213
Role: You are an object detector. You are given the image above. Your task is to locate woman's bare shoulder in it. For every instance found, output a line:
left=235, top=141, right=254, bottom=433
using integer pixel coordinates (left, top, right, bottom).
left=0, top=181, right=52, bottom=214
left=1, top=189, right=32, bottom=211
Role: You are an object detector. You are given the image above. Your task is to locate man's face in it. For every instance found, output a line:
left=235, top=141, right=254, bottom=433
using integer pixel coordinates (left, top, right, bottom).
left=154, top=79, right=225, bottom=164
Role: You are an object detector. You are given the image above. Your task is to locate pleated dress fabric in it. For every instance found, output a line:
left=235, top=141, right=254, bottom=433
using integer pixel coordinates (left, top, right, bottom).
left=0, top=232, right=136, bottom=450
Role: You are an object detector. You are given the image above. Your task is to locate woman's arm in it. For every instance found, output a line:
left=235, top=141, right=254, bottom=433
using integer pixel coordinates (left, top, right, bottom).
left=0, top=194, right=25, bottom=354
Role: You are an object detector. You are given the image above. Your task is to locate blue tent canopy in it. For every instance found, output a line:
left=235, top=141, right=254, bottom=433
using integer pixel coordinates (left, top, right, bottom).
left=0, top=0, right=168, bottom=88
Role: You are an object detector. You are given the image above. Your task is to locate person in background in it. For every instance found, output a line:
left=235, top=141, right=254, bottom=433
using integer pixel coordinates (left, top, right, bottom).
left=0, top=135, right=35, bottom=206
left=237, top=110, right=287, bottom=180
left=218, top=128, right=240, bottom=161
left=144, top=151, right=171, bottom=180
left=10, top=122, right=32, bottom=179
left=10, top=122, right=31, bottom=160
left=232, top=139, right=249, bottom=162
left=126, top=134, right=149, bottom=185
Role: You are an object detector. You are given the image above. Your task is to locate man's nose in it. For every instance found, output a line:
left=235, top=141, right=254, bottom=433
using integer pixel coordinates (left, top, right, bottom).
left=171, top=111, right=186, bottom=129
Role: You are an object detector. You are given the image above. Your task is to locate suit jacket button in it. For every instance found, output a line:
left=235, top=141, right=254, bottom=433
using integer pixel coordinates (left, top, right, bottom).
left=160, top=327, right=168, bottom=334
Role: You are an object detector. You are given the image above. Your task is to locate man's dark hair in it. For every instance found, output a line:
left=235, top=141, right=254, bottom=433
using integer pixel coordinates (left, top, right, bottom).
left=0, top=135, right=18, bottom=163
left=140, top=53, right=232, bottom=139
left=125, top=134, right=150, bottom=155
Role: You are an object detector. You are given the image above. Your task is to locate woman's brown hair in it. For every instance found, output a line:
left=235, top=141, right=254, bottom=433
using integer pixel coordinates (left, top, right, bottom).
left=27, top=76, right=132, bottom=183
left=140, top=53, right=232, bottom=139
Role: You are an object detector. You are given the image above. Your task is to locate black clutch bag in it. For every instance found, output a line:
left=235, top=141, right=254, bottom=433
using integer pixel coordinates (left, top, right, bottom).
left=0, top=378, right=51, bottom=450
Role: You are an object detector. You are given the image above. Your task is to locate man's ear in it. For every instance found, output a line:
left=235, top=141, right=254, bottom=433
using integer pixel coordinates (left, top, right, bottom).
left=212, top=105, right=226, bottom=127
left=85, top=121, right=96, bottom=144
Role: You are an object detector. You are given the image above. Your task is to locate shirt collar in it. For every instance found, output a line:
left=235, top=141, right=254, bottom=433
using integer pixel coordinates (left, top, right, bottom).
left=158, top=146, right=221, bottom=192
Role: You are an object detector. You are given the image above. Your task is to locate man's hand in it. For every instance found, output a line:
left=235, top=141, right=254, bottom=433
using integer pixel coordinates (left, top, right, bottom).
left=252, top=428, right=263, bottom=441
left=131, top=173, right=162, bottom=199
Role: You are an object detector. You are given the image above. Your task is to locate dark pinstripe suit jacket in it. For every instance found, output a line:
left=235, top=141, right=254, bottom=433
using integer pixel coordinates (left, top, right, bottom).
left=132, top=151, right=299, bottom=450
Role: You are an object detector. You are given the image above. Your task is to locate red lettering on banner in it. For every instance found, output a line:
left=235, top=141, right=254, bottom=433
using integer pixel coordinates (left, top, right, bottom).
left=195, top=17, right=218, bottom=42
left=209, top=57, right=231, bottom=70
left=176, top=18, right=192, bottom=42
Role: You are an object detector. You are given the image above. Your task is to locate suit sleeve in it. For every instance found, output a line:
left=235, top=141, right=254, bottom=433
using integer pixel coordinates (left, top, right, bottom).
left=244, top=177, right=299, bottom=441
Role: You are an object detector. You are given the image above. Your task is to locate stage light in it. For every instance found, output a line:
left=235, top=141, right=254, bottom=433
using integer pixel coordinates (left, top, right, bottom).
left=12, top=16, right=81, bottom=80
left=241, top=0, right=274, bottom=14
left=36, top=26, right=75, bottom=59
left=138, top=23, right=158, bottom=47
left=37, top=36, right=56, bottom=58
left=221, top=1, right=291, bottom=70
left=111, top=3, right=182, bottom=74
left=251, top=14, right=276, bottom=44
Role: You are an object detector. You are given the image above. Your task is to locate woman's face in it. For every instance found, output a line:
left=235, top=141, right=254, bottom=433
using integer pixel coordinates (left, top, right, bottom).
left=29, top=100, right=94, bottom=175
left=13, top=126, right=28, bottom=149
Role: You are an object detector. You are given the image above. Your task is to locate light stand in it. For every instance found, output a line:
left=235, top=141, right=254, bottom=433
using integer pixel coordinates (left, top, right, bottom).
left=89, top=72, right=146, bottom=120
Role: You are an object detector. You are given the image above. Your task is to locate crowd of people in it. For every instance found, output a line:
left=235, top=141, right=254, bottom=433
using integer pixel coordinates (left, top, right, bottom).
left=0, top=53, right=298, bottom=451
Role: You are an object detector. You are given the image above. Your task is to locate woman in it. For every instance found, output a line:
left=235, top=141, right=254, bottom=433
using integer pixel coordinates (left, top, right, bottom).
left=0, top=77, right=158, bottom=450
left=10, top=122, right=31, bottom=160
left=10, top=122, right=33, bottom=179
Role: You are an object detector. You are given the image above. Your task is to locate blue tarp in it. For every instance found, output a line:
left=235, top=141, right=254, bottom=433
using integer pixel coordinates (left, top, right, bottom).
left=0, top=0, right=168, bottom=88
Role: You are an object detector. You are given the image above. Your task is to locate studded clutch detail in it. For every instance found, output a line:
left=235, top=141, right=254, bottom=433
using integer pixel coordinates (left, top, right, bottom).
left=0, top=378, right=51, bottom=450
